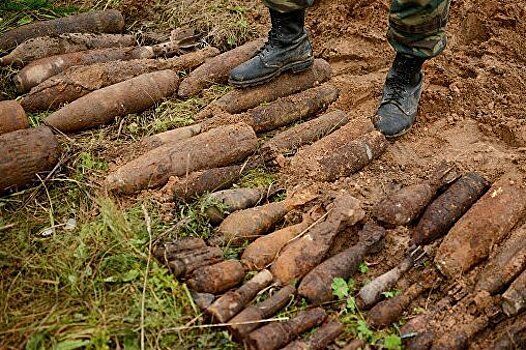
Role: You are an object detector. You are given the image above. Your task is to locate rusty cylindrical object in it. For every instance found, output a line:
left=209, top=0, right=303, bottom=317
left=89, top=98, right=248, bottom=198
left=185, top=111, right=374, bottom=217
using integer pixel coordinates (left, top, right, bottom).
left=281, top=320, right=344, bottom=350
left=0, top=100, right=29, bottom=135
left=298, top=222, right=386, bottom=304
left=44, top=70, right=179, bottom=133
left=186, top=260, right=246, bottom=294
left=476, top=224, right=526, bottom=294
left=245, top=307, right=327, bottom=350
left=436, top=172, right=526, bottom=278
left=502, top=269, right=526, bottom=316
left=104, top=122, right=258, bottom=194
left=178, top=39, right=265, bottom=98
left=228, top=286, right=296, bottom=341
left=197, top=58, right=332, bottom=118
left=0, top=126, right=60, bottom=192
left=206, top=269, right=273, bottom=323
left=412, top=172, right=490, bottom=246
left=21, top=47, right=219, bottom=113
left=0, top=10, right=125, bottom=51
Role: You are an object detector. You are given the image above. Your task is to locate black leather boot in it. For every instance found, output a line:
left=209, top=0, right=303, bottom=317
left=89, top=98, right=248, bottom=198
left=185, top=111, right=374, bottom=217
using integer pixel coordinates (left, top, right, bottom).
left=228, top=9, right=314, bottom=87
left=373, top=53, right=426, bottom=138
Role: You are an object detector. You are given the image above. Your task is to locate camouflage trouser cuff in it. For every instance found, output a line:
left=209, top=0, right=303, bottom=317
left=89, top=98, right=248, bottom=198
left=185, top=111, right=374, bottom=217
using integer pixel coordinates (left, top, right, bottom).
left=263, top=0, right=314, bottom=13
left=389, top=12, right=448, bottom=35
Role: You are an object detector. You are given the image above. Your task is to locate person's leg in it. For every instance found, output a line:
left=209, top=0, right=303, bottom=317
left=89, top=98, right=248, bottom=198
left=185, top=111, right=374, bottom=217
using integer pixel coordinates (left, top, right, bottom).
left=263, top=0, right=314, bottom=13
left=228, top=0, right=314, bottom=88
left=374, top=0, right=451, bottom=138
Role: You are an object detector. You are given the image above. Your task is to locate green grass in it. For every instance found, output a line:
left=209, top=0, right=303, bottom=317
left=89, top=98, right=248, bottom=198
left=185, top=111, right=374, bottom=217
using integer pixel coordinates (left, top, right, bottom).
left=0, top=193, right=238, bottom=349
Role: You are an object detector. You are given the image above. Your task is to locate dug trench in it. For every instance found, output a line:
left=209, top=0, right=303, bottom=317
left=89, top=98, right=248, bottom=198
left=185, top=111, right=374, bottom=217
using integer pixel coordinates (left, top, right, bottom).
left=1, top=0, right=526, bottom=348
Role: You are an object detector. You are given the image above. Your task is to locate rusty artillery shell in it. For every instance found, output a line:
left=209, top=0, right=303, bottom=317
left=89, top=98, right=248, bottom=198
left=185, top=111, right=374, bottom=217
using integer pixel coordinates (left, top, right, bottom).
left=502, top=268, right=526, bottom=316
left=412, top=172, right=490, bottom=246
left=152, top=237, right=207, bottom=262
left=241, top=217, right=314, bottom=271
left=0, top=10, right=125, bottom=51
left=244, top=307, right=327, bottom=350
left=206, top=269, right=273, bottom=323
left=22, top=47, right=219, bottom=113
left=298, top=222, right=386, bottom=304
left=374, top=161, right=454, bottom=227
left=262, top=109, right=349, bottom=160
left=202, top=84, right=340, bottom=135
left=105, top=123, right=258, bottom=194
left=1, top=126, right=60, bottom=193
left=205, top=185, right=279, bottom=224
left=290, top=123, right=387, bottom=182
left=212, top=193, right=315, bottom=247
left=281, top=320, right=344, bottom=350
left=186, top=260, right=246, bottom=294
left=271, top=194, right=365, bottom=285
left=44, top=70, right=179, bottom=133
left=0, top=100, right=29, bottom=135
left=197, top=58, right=332, bottom=119
left=166, top=246, right=224, bottom=278
left=400, top=314, right=434, bottom=350
left=367, top=269, right=438, bottom=328
left=228, top=285, right=296, bottom=341
left=436, top=172, right=526, bottom=278
left=356, top=257, right=413, bottom=310
left=169, top=158, right=262, bottom=202
left=431, top=316, right=490, bottom=350
left=178, top=39, right=265, bottom=98
left=476, top=224, right=526, bottom=294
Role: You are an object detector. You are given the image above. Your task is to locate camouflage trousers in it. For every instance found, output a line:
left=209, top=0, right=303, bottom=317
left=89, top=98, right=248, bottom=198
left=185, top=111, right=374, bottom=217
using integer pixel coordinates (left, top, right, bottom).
left=263, top=0, right=451, bottom=59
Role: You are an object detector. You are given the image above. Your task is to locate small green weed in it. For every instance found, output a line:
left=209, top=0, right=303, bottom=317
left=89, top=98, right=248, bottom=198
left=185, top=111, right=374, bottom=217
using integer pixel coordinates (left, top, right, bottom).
left=358, top=262, right=369, bottom=274
left=382, top=289, right=402, bottom=299
left=332, top=277, right=403, bottom=349
left=238, top=169, right=277, bottom=189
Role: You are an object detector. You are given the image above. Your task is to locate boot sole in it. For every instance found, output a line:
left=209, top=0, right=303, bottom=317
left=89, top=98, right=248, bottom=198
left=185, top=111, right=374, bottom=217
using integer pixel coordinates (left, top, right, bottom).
left=384, top=125, right=412, bottom=139
left=228, top=58, right=314, bottom=88
left=383, top=117, right=417, bottom=139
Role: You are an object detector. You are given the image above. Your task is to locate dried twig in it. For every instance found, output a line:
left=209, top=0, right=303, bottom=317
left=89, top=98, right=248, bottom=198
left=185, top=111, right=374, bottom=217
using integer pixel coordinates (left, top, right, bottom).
left=141, top=205, right=153, bottom=350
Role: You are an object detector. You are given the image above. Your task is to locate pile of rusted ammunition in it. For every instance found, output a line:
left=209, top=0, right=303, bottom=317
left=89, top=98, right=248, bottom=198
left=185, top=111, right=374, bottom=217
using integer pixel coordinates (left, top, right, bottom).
left=1, top=10, right=388, bottom=197
left=154, top=163, right=526, bottom=349
left=0, top=10, right=204, bottom=193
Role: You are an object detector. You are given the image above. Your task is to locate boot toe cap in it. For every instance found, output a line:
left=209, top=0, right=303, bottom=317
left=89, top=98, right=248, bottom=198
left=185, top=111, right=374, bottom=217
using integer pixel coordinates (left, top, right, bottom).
left=229, top=61, right=252, bottom=83
left=373, top=105, right=415, bottom=138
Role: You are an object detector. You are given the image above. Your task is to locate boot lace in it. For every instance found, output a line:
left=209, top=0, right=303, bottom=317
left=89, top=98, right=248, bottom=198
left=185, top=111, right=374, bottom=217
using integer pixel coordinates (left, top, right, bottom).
left=382, top=76, right=408, bottom=108
left=257, top=28, right=281, bottom=57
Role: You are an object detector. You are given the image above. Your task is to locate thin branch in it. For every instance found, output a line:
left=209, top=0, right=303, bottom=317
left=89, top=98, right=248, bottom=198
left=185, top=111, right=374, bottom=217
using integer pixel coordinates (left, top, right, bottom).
left=141, top=205, right=153, bottom=350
